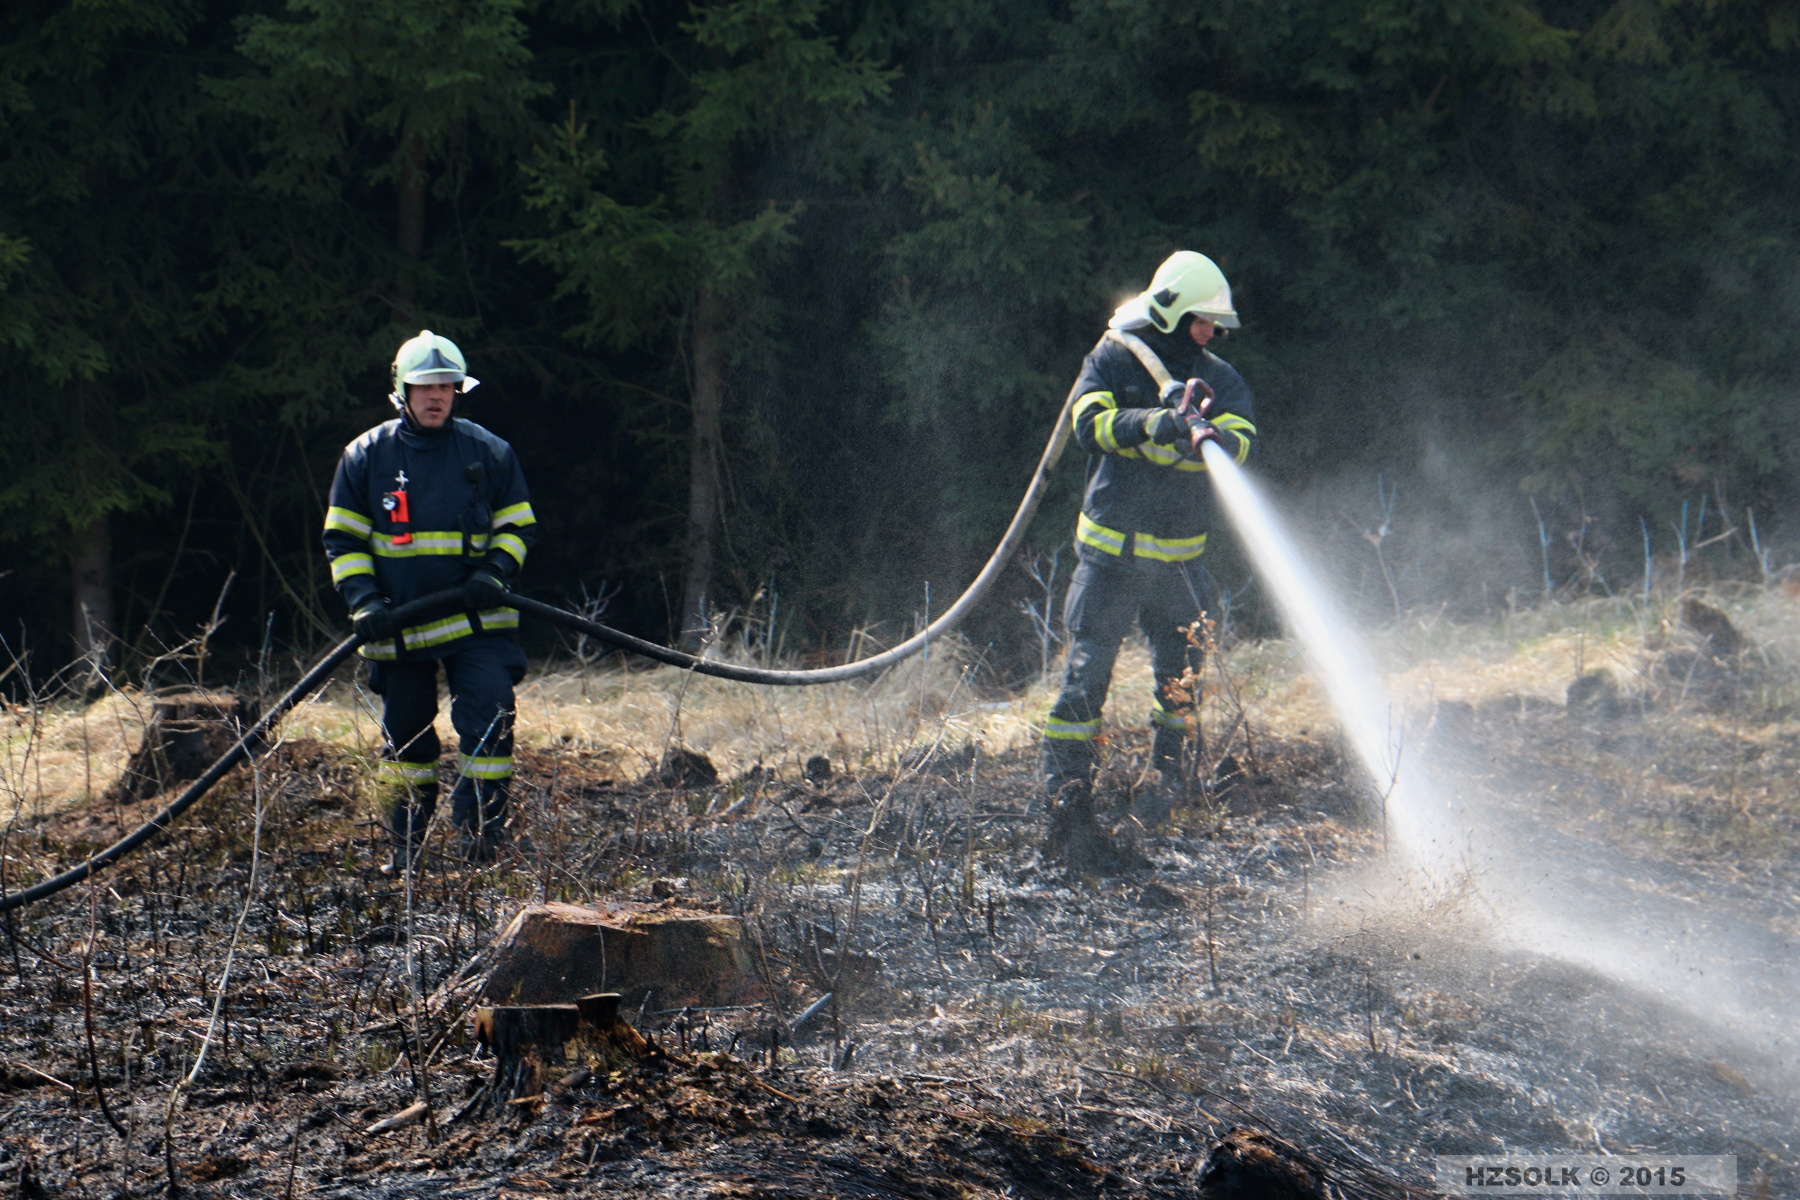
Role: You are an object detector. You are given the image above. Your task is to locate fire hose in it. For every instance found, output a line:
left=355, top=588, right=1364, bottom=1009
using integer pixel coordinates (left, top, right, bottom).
left=0, top=382, right=1080, bottom=912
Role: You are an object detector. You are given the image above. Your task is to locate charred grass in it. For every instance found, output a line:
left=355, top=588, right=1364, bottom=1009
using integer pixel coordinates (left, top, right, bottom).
left=0, top=609, right=1797, bottom=1199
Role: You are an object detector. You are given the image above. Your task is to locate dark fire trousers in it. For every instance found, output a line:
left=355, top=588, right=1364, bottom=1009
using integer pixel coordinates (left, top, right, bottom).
left=1042, top=552, right=1208, bottom=799
left=369, top=636, right=528, bottom=845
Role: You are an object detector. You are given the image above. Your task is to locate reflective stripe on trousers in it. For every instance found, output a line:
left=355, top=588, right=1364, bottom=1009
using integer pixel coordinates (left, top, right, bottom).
left=368, top=637, right=527, bottom=842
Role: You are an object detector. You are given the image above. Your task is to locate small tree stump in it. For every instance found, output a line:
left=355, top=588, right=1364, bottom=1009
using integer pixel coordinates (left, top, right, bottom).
left=655, top=746, right=718, bottom=788
left=115, top=691, right=262, bottom=801
left=481, top=901, right=764, bottom=1009
left=475, top=1003, right=582, bottom=1107
left=475, top=993, right=664, bottom=1111
left=1679, top=598, right=1743, bottom=659
left=1196, top=1127, right=1420, bottom=1200
left=1196, top=1128, right=1329, bottom=1199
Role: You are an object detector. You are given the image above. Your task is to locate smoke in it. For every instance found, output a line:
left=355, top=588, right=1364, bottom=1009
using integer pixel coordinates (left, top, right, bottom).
left=1203, top=442, right=1800, bottom=1088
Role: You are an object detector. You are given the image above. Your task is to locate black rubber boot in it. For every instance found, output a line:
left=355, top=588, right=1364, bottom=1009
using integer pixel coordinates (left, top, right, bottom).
left=379, top=780, right=435, bottom=877
left=456, top=825, right=499, bottom=864
left=1132, top=779, right=1176, bottom=830
left=455, top=780, right=509, bottom=863
left=1151, top=725, right=1189, bottom=783
left=1045, top=779, right=1110, bottom=872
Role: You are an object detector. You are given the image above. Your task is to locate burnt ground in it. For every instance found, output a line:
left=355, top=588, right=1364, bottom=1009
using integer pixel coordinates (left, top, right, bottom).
left=0, top=701, right=1796, bottom=1200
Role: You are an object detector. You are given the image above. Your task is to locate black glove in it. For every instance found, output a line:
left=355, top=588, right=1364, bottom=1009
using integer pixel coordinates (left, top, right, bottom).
left=1146, top=409, right=1187, bottom=444
left=353, top=600, right=397, bottom=641
left=463, top=569, right=507, bottom=610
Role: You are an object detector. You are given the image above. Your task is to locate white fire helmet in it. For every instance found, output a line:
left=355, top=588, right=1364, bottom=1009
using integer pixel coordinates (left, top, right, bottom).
left=390, top=330, right=481, bottom=402
left=1110, top=251, right=1240, bottom=333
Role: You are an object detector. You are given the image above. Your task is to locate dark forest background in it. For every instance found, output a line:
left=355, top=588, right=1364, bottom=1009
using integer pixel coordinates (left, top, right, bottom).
left=5, top=0, right=1800, bottom=685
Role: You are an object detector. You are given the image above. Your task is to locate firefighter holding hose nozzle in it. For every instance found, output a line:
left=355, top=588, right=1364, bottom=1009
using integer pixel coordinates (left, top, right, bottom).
left=1043, top=251, right=1257, bottom=866
left=322, top=331, right=538, bottom=873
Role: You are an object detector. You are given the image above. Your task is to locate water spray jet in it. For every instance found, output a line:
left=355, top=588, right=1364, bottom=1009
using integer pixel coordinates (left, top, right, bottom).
left=1202, top=442, right=1800, bottom=1081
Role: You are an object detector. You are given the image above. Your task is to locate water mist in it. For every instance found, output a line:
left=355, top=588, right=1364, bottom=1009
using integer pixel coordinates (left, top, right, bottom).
left=1201, top=443, right=1800, bottom=1079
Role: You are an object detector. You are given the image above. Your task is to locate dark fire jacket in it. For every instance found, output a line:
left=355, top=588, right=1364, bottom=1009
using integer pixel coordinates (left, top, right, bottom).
left=322, top=417, right=536, bottom=660
left=1068, top=326, right=1256, bottom=562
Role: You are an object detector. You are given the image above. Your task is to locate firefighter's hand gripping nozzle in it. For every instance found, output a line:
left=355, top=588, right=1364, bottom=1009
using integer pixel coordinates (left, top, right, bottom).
left=1175, top=376, right=1220, bottom=459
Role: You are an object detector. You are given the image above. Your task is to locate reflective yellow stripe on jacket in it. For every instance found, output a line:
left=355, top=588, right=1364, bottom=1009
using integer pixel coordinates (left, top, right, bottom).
left=325, top=506, right=373, bottom=538
left=1077, top=513, right=1206, bottom=562
left=1213, top=413, right=1257, bottom=464
left=359, top=608, right=521, bottom=660
left=329, top=552, right=375, bottom=583
left=1076, top=512, right=1128, bottom=556
left=370, top=530, right=487, bottom=557
left=1136, top=441, right=1208, bottom=473
left=1135, top=531, right=1207, bottom=562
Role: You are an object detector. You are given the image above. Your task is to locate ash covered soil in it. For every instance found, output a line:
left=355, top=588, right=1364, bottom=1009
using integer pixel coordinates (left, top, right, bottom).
left=1, top=707, right=1795, bottom=1199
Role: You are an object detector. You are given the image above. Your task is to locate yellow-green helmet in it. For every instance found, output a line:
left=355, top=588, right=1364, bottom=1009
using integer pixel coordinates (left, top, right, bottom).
left=1133, top=251, right=1240, bottom=332
left=390, top=330, right=480, bottom=402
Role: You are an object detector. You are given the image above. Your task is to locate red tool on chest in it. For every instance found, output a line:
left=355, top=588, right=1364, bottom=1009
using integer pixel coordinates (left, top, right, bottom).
left=383, top=470, right=413, bottom=545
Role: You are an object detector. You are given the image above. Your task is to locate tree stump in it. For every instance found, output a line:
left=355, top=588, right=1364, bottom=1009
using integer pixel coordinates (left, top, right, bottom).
left=480, top=901, right=764, bottom=1009
left=475, top=993, right=664, bottom=1111
left=655, top=746, right=718, bottom=787
left=1195, top=1127, right=1420, bottom=1200
left=475, top=1003, right=582, bottom=1108
left=1679, top=598, right=1743, bottom=659
left=1196, top=1128, right=1329, bottom=1199
left=115, top=691, right=262, bottom=801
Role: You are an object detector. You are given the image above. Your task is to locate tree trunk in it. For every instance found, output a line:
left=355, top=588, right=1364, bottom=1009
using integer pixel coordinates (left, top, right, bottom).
left=679, top=284, right=725, bottom=651
left=71, top=515, right=115, bottom=682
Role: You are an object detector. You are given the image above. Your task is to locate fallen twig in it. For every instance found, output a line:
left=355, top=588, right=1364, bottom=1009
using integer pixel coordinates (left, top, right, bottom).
left=364, top=1101, right=428, bottom=1135
left=3, top=1060, right=74, bottom=1094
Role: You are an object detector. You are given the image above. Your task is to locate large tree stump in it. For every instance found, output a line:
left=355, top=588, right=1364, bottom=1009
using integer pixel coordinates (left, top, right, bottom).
left=115, top=691, right=262, bottom=801
left=480, top=901, right=763, bottom=1009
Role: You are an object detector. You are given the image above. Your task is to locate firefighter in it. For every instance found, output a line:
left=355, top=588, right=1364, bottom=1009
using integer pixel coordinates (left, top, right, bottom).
left=322, top=331, right=537, bottom=872
left=1043, top=251, right=1257, bottom=862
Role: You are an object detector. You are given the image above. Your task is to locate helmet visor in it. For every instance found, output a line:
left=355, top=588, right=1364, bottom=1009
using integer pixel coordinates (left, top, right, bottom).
left=399, top=345, right=467, bottom=385
left=407, top=369, right=466, bottom=386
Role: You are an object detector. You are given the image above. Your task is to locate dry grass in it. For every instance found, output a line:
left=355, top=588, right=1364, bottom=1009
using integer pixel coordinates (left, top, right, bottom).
left=1, top=690, right=157, bottom=824
left=4, top=612, right=1225, bottom=818
left=12, top=585, right=1800, bottom=827
left=1229, top=587, right=1800, bottom=746
left=7, top=636, right=1058, bottom=819
left=1, top=593, right=1796, bottom=1198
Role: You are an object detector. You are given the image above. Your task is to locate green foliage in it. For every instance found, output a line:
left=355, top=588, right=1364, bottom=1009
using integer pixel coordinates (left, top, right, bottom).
left=3, top=0, right=1800, bottom=669
left=512, top=118, right=691, bottom=349
left=513, top=0, right=893, bottom=347
left=0, top=0, right=224, bottom=544
left=214, top=0, right=546, bottom=201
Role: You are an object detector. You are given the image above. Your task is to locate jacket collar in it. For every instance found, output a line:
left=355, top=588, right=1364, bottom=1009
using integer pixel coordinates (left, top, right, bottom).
left=396, top=414, right=454, bottom=449
left=1136, top=326, right=1201, bottom=374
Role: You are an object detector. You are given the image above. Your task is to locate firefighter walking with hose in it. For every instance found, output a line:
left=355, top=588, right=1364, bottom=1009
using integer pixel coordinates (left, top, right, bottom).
left=1043, top=251, right=1257, bottom=866
left=322, top=331, right=538, bottom=872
